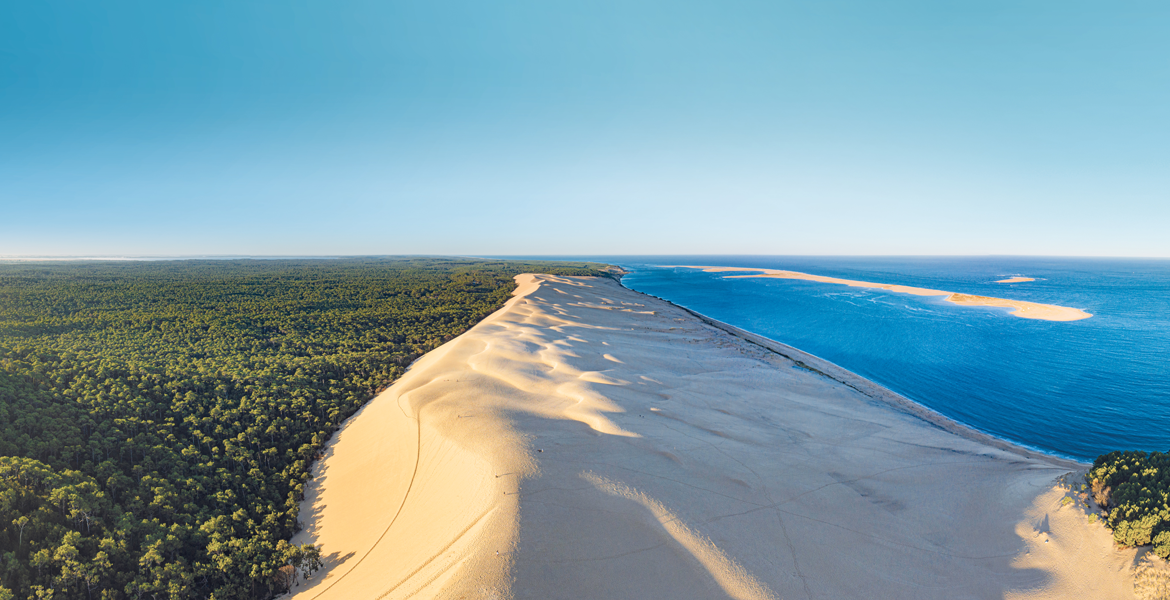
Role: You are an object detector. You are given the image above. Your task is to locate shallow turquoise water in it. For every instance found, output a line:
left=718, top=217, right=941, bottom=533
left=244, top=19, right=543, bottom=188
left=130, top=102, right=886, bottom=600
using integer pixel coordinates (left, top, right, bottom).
left=508, top=256, right=1170, bottom=462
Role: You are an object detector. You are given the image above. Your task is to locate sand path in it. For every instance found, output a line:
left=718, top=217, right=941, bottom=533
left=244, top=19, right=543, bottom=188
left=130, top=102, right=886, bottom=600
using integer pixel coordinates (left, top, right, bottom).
left=288, top=275, right=1134, bottom=599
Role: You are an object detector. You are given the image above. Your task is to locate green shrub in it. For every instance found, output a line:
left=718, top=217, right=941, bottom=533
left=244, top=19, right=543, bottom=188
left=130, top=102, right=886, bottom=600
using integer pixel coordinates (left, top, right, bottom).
left=1155, top=530, right=1170, bottom=559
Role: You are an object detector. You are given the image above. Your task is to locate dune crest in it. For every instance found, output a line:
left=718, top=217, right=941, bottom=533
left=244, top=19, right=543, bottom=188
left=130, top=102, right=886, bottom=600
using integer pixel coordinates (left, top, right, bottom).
left=672, top=265, right=1091, bottom=321
left=289, top=274, right=1134, bottom=599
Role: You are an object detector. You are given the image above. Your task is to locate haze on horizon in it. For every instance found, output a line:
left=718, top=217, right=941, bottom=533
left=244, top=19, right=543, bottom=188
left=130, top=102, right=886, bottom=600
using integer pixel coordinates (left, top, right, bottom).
left=2, top=1, right=1167, bottom=258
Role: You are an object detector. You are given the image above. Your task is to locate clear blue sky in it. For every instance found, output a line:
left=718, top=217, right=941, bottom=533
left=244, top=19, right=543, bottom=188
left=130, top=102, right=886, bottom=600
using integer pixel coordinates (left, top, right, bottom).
left=2, top=1, right=1167, bottom=257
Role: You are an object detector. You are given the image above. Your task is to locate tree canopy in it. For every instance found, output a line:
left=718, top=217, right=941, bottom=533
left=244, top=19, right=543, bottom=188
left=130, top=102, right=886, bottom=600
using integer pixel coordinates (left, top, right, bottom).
left=1090, top=450, right=1170, bottom=559
left=0, top=257, right=605, bottom=599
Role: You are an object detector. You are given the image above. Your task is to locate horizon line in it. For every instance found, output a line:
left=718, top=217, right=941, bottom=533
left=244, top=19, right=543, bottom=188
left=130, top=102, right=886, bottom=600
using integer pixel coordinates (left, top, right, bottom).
left=2, top=253, right=1169, bottom=262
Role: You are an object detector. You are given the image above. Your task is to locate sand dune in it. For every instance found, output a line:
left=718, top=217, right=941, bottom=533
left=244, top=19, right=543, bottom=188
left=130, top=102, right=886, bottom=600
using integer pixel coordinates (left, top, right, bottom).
left=287, top=274, right=1135, bottom=599
left=672, top=265, right=1090, bottom=321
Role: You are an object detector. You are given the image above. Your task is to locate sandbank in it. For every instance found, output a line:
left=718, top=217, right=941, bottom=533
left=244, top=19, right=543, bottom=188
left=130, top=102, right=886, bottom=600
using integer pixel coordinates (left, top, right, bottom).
left=288, top=274, right=1136, bottom=600
left=671, top=265, right=1090, bottom=321
left=997, top=277, right=1037, bottom=283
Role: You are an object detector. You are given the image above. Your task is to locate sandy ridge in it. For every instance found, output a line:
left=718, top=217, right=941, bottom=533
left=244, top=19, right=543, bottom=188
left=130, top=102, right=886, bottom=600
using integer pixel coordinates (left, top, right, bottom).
left=288, top=274, right=1135, bottom=600
left=671, top=265, right=1091, bottom=321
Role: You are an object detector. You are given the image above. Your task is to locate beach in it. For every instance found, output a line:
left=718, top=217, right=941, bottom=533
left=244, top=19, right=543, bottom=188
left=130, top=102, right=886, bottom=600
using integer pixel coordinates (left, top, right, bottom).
left=287, top=274, right=1139, bottom=599
left=671, top=265, right=1091, bottom=321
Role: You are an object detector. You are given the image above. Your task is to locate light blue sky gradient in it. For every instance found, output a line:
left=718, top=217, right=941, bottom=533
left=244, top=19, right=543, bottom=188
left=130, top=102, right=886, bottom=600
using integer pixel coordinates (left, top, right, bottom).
left=2, top=1, right=1167, bottom=256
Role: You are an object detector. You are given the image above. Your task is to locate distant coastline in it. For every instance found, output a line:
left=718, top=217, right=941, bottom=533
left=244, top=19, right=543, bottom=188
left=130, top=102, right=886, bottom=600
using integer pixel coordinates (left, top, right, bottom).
left=670, top=265, right=1092, bottom=321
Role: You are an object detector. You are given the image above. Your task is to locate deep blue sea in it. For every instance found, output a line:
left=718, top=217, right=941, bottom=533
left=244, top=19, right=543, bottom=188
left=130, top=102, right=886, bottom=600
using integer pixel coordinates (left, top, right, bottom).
left=504, top=256, right=1170, bottom=462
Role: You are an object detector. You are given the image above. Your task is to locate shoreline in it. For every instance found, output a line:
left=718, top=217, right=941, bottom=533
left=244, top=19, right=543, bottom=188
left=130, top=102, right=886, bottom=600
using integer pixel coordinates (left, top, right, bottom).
left=289, top=273, right=1136, bottom=599
left=610, top=273, right=1088, bottom=470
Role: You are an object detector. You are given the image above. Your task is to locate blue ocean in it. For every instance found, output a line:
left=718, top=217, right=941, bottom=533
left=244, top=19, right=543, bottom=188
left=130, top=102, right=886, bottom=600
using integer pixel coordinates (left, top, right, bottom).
left=514, top=256, right=1170, bottom=462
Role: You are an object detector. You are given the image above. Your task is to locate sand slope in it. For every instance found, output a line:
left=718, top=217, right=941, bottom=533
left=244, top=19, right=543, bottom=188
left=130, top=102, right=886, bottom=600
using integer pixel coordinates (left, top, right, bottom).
left=288, top=275, right=1134, bottom=599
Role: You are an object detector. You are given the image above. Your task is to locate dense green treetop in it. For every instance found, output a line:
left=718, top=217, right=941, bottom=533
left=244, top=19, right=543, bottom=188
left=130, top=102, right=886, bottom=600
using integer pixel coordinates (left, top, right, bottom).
left=1090, top=450, right=1170, bottom=559
left=0, top=257, right=606, bottom=600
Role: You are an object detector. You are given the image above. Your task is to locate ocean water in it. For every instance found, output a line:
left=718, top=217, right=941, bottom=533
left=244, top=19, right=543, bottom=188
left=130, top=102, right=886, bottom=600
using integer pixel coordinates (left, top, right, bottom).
left=518, top=256, right=1170, bottom=462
